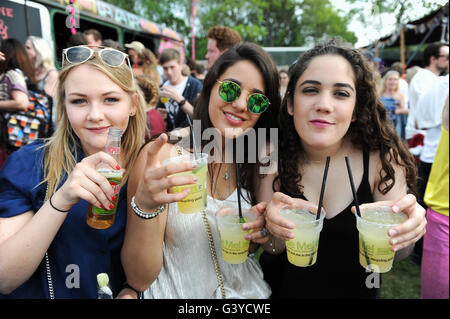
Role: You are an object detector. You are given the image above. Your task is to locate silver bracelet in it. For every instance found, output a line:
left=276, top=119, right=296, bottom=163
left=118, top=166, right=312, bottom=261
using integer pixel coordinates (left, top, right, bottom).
left=131, top=196, right=166, bottom=220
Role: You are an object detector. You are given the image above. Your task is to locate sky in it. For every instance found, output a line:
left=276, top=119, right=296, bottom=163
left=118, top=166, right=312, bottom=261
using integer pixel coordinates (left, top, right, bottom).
left=332, top=0, right=448, bottom=47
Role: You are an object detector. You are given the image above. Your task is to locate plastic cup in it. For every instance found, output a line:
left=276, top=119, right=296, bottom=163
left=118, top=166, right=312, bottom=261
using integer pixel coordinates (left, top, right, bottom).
left=162, top=153, right=208, bottom=214
left=216, top=208, right=257, bottom=264
left=355, top=205, right=407, bottom=273
left=279, top=205, right=325, bottom=267
left=160, top=96, right=169, bottom=103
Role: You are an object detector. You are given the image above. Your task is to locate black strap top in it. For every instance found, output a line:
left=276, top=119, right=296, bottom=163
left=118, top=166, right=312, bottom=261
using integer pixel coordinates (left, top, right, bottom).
left=260, top=151, right=380, bottom=299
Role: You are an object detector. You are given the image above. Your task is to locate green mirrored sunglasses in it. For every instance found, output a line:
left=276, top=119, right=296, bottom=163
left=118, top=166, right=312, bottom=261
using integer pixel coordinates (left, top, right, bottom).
left=217, top=80, right=270, bottom=114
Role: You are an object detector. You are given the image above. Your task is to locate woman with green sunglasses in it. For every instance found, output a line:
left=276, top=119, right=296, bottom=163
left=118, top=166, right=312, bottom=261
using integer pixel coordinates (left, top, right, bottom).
left=122, top=42, right=280, bottom=298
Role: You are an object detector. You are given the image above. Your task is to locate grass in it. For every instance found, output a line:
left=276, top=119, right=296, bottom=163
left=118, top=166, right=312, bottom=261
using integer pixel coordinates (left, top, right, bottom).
left=381, top=256, right=421, bottom=299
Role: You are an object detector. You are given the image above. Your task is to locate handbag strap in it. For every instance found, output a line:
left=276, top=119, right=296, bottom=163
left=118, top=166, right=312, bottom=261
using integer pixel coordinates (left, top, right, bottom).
left=44, top=183, right=55, bottom=299
left=175, top=145, right=226, bottom=299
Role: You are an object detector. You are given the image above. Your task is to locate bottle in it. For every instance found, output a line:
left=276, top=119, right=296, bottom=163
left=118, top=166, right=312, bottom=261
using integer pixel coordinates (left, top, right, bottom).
left=86, top=127, right=123, bottom=229
left=97, top=273, right=113, bottom=299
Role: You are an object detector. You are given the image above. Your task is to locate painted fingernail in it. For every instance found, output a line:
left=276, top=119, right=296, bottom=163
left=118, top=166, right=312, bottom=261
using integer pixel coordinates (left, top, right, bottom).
left=243, top=224, right=249, bottom=230
left=116, top=165, right=121, bottom=170
left=112, top=195, right=116, bottom=201
left=389, top=229, right=397, bottom=236
left=245, top=235, right=251, bottom=240
left=100, top=204, right=105, bottom=209
left=391, top=239, right=397, bottom=245
left=392, top=205, right=399, bottom=213
left=193, top=177, right=198, bottom=183
left=192, top=163, right=198, bottom=168
left=109, top=204, right=114, bottom=210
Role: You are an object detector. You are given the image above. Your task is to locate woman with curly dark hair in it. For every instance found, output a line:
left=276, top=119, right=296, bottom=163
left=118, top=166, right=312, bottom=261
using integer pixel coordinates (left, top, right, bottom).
left=259, top=39, right=427, bottom=299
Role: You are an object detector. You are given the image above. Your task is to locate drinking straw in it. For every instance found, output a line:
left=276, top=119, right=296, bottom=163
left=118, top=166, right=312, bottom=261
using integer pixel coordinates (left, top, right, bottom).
left=345, top=156, right=371, bottom=271
left=316, top=156, right=330, bottom=220
left=344, top=157, right=361, bottom=218
left=307, top=157, right=330, bottom=265
left=185, top=114, right=198, bottom=160
left=235, top=163, right=245, bottom=223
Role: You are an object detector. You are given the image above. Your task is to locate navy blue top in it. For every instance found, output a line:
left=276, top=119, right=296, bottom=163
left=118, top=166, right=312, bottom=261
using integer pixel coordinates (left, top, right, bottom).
left=260, top=151, right=381, bottom=299
left=380, top=96, right=397, bottom=122
left=0, top=140, right=126, bottom=299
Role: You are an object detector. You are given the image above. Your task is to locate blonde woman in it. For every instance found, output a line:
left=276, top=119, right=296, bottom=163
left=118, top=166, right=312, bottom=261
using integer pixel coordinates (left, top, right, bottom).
left=0, top=46, right=147, bottom=298
left=25, top=36, right=59, bottom=98
left=379, top=70, right=407, bottom=137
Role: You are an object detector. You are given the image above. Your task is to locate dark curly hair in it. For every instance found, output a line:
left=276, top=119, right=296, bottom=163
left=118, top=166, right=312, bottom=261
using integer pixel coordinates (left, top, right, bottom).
left=276, top=39, right=417, bottom=198
left=193, top=42, right=280, bottom=205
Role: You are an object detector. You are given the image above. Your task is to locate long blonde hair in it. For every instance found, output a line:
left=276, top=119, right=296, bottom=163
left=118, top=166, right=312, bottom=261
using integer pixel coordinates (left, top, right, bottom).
left=40, top=53, right=147, bottom=197
left=27, top=36, right=55, bottom=73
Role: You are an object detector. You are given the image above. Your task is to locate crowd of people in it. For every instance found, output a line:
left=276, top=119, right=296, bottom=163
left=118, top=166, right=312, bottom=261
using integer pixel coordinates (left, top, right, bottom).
left=0, top=25, right=448, bottom=300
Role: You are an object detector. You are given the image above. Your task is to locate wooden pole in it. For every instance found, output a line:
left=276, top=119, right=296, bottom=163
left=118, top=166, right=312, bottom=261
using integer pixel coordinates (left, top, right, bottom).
left=400, top=25, right=406, bottom=78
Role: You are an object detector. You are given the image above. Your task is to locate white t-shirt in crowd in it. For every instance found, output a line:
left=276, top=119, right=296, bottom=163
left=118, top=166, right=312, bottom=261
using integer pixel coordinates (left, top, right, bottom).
left=161, top=77, right=188, bottom=127
left=406, top=68, right=439, bottom=139
left=416, top=74, right=449, bottom=163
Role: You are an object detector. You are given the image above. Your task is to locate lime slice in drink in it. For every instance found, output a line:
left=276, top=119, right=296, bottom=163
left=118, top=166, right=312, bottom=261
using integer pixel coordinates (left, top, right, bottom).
left=97, top=273, right=109, bottom=288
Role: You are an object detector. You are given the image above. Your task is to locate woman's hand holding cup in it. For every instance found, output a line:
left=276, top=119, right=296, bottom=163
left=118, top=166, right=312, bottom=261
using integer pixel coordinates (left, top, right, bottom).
left=133, top=134, right=198, bottom=212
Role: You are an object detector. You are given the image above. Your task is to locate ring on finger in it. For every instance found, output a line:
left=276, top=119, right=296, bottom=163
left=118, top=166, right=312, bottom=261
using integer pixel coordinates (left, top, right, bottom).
left=260, top=228, right=268, bottom=237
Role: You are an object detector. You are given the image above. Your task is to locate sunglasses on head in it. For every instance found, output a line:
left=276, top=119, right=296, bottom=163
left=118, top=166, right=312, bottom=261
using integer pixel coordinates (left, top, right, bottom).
left=62, top=46, right=131, bottom=68
left=217, top=80, right=270, bottom=114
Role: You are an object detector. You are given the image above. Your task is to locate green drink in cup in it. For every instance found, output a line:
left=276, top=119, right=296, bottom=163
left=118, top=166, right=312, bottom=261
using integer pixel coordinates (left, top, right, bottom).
left=162, top=153, right=208, bottom=214
left=355, top=205, right=407, bottom=273
left=216, top=207, right=256, bottom=264
left=279, top=205, right=325, bottom=267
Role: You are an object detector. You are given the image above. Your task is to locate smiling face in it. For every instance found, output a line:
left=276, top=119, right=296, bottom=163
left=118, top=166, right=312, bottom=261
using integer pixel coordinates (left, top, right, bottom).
left=64, top=64, right=136, bottom=156
left=209, top=60, right=265, bottom=139
left=288, top=54, right=356, bottom=154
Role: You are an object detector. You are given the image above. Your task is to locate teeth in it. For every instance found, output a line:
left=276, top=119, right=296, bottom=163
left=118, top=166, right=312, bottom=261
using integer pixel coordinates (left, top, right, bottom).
left=225, top=113, right=242, bottom=121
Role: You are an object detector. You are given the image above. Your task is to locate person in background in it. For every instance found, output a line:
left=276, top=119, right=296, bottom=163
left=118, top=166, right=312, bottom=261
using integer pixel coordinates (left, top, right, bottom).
left=125, top=41, right=145, bottom=68
left=124, top=41, right=160, bottom=84
left=379, top=70, right=407, bottom=133
left=415, top=74, right=449, bottom=219
left=135, top=74, right=166, bottom=138
left=406, top=42, right=449, bottom=141
left=156, top=48, right=202, bottom=131
left=0, top=39, right=35, bottom=168
left=84, top=29, right=103, bottom=46
left=279, top=69, right=289, bottom=100
left=260, top=39, right=426, bottom=299
left=67, top=33, right=88, bottom=47
left=205, top=26, right=241, bottom=69
left=389, top=62, right=410, bottom=139
left=103, top=39, right=125, bottom=52
left=407, top=42, right=449, bottom=265
left=25, top=36, right=58, bottom=99
left=0, top=45, right=147, bottom=298
left=421, top=95, right=449, bottom=299
left=192, top=63, right=206, bottom=83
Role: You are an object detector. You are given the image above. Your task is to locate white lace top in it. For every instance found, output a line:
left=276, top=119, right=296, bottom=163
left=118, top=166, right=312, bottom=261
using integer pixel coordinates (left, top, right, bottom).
left=144, top=188, right=271, bottom=299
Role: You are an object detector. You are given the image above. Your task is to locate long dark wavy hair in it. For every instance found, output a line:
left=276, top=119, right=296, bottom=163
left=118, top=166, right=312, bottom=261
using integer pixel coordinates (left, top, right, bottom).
left=193, top=42, right=281, bottom=204
left=276, top=39, right=417, bottom=198
left=0, top=38, right=35, bottom=83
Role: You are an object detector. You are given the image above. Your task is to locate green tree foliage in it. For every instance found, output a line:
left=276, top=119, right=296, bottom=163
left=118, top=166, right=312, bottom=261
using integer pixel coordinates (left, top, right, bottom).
left=347, top=0, right=444, bottom=25
left=104, top=0, right=357, bottom=60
